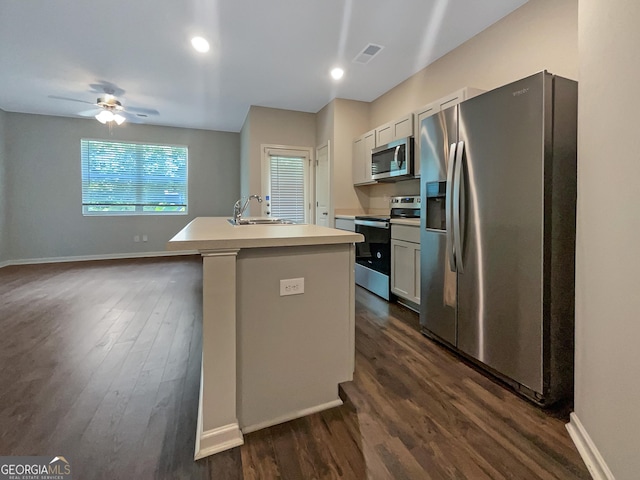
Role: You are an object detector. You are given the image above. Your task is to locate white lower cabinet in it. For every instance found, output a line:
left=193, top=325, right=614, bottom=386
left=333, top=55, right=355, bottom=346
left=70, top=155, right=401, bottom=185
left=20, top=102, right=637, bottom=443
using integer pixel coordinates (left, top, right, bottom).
left=391, top=225, right=420, bottom=305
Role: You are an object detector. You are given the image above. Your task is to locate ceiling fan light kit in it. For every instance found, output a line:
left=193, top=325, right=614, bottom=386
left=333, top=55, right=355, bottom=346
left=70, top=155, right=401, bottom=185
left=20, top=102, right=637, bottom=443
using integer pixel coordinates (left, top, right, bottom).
left=95, top=109, right=126, bottom=125
left=95, top=95, right=126, bottom=125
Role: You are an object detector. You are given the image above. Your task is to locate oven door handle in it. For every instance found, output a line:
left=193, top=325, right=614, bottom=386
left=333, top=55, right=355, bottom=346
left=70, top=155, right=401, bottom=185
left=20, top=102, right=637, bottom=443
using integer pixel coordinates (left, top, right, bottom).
left=354, top=219, right=390, bottom=229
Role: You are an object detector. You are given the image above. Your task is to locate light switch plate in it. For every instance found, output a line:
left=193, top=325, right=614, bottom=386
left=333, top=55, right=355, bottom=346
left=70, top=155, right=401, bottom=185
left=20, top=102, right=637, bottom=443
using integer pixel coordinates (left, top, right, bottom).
left=280, top=278, right=304, bottom=296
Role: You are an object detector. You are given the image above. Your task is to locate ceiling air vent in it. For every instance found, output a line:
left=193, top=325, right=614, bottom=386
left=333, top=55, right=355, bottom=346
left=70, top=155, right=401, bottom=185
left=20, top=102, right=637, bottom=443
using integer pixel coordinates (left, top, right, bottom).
left=353, top=43, right=384, bottom=65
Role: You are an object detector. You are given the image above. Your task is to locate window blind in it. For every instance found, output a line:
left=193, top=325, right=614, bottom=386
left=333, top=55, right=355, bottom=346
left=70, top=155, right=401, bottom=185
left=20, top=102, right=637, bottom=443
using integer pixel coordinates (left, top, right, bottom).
left=269, top=155, right=306, bottom=223
left=81, top=139, right=188, bottom=215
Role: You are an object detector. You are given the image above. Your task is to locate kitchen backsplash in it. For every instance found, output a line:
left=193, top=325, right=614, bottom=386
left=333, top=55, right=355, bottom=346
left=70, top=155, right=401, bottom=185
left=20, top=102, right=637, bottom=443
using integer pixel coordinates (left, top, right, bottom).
left=365, top=178, right=420, bottom=210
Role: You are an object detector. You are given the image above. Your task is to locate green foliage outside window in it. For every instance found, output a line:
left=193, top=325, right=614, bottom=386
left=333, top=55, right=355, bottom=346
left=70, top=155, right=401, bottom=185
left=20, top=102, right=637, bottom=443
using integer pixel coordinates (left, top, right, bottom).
left=81, top=139, right=188, bottom=216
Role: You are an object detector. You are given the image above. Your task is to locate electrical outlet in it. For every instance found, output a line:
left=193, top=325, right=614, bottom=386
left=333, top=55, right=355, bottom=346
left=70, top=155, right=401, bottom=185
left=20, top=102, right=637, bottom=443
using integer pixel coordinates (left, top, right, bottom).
left=142, top=235, right=148, bottom=242
left=280, top=278, right=304, bottom=296
left=134, top=235, right=140, bottom=242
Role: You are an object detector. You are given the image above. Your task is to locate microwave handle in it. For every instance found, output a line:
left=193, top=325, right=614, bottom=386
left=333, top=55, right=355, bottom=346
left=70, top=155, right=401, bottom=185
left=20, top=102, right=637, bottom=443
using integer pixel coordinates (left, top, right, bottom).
left=394, top=145, right=403, bottom=169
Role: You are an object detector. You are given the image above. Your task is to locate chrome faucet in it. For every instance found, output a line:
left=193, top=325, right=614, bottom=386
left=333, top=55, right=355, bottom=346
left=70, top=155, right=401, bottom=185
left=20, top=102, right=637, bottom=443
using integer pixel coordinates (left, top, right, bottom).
left=233, top=194, right=262, bottom=224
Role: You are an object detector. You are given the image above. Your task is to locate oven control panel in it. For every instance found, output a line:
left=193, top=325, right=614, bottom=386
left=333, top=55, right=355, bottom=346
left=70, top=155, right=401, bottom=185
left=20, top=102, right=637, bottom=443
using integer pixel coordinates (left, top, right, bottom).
left=390, top=196, right=420, bottom=218
left=390, top=196, right=420, bottom=207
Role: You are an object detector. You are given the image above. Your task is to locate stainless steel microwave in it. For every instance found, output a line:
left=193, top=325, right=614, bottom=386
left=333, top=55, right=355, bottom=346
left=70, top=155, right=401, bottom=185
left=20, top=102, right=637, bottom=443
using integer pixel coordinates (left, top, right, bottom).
left=371, top=136, right=414, bottom=181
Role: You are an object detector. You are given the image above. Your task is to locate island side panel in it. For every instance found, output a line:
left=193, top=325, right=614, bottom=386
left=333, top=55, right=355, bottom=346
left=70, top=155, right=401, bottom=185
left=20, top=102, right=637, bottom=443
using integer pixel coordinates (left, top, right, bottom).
left=348, top=243, right=356, bottom=378
left=196, top=251, right=244, bottom=459
left=236, top=243, right=354, bottom=432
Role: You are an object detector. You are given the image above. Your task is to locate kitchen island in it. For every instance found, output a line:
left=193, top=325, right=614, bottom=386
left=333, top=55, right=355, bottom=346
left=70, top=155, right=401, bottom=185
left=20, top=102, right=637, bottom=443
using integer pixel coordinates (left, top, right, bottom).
left=167, top=217, right=363, bottom=460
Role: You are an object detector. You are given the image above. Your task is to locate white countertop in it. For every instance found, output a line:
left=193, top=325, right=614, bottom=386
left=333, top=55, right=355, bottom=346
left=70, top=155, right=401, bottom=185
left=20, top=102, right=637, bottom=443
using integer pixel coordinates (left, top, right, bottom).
left=167, top=217, right=364, bottom=251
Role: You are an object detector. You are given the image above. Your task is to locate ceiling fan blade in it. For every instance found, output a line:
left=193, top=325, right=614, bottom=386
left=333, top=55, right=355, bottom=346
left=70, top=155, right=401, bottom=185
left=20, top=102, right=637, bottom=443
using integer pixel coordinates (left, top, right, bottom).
left=125, top=105, right=159, bottom=116
left=89, top=82, right=125, bottom=97
left=121, top=111, right=145, bottom=124
left=48, top=95, right=96, bottom=105
left=77, top=109, right=102, bottom=117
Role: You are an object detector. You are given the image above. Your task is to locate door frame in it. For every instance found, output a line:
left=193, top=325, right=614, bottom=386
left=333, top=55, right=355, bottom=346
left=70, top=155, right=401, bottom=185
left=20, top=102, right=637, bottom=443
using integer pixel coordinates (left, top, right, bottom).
left=315, top=141, right=332, bottom=227
left=261, top=144, right=314, bottom=222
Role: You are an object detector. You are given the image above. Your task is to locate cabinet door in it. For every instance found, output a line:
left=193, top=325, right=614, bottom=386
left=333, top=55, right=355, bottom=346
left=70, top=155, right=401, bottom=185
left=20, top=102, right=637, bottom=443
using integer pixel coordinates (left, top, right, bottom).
left=363, top=130, right=376, bottom=182
left=376, top=123, right=393, bottom=145
left=352, top=130, right=376, bottom=185
left=439, top=91, right=462, bottom=111
left=352, top=136, right=364, bottom=185
left=438, top=87, right=484, bottom=110
left=414, top=103, right=438, bottom=178
left=391, top=238, right=421, bottom=303
left=391, top=239, right=412, bottom=299
left=393, top=114, right=413, bottom=139
left=377, top=115, right=413, bottom=145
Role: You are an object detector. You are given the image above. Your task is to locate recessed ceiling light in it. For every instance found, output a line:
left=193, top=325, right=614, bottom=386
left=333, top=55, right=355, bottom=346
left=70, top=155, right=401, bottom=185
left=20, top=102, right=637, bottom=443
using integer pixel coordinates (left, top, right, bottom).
left=191, top=36, right=210, bottom=53
left=331, top=67, right=344, bottom=80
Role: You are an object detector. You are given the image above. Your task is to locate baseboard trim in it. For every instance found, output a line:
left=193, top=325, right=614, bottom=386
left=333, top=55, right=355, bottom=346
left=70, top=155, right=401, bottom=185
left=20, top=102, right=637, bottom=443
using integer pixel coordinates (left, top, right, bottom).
left=194, top=422, right=244, bottom=461
left=194, top=366, right=243, bottom=461
left=5, top=250, right=198, bottom=267
left=241, top=398, right=343, bottom=434
left=566, top=412, right=615, bottom=480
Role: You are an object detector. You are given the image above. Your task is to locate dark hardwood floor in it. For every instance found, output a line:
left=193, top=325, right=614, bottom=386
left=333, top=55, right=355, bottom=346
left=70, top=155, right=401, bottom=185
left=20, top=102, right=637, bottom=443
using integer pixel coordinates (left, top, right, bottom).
left=0, top=256, right=590, bottom=479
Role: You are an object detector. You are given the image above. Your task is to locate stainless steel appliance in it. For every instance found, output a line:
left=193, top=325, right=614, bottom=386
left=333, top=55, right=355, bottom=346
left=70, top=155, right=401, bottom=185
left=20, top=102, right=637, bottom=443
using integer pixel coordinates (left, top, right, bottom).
left=419, top=71, right=577, bottom=406
left=371, top=136, right=414, bottom=181
left=356, top=196, right=420, bottom=300
left=390, top=195, right=421, bottom=216
left=355, top=216, right=391, bottom=300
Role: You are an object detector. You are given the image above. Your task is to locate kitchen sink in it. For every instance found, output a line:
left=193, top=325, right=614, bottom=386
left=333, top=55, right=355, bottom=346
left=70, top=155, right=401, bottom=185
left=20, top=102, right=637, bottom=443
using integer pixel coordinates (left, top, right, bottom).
left=228, top=217, right=298, bottom=225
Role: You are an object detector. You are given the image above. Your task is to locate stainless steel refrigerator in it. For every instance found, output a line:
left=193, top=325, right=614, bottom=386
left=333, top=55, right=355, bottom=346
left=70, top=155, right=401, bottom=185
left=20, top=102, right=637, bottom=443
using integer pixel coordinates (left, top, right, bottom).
left=419, top=71, right=577, bottom=405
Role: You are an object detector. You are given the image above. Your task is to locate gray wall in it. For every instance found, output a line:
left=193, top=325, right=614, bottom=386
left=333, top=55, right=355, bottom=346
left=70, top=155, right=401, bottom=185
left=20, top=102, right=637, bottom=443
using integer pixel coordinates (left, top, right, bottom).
left=575, top=1, right=640, bottom=477
left=242, top=106, right=316, bottom=216
left=240, top=111, right=251, bottom=200
left=5, top=113, right=239, bottom=261
left=0, top=109, right=7, bottom=264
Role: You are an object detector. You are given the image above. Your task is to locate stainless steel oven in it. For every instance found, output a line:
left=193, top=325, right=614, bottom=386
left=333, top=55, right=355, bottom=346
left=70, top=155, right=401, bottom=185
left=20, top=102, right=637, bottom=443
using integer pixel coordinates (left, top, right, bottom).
left=355, top=196, right=421, bottom=301
left=355, top=216, right=391, bottom=300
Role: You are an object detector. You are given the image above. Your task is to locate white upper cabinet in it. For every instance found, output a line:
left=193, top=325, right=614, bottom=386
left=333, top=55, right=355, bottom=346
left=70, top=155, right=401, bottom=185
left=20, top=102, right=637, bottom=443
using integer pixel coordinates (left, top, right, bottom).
left=375, top=113, right=414, bottom=146
left=352, top=129, right=377, bottom=186
left=413, top=87, right=484, bottom=178
left=351, top=89, right=483, bottom=186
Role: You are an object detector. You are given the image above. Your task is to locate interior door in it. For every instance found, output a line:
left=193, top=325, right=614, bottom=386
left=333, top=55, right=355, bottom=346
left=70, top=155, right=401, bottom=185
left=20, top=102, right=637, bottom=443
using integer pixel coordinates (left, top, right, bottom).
left=315, top=143, right=330, bottom=226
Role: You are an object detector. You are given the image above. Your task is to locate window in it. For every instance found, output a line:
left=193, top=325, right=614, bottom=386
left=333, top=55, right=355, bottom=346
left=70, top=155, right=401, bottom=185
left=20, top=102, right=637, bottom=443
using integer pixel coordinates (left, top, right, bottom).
left=81, top=139, right=188, bottom=215
left=262, top=147, right=311, bottom=223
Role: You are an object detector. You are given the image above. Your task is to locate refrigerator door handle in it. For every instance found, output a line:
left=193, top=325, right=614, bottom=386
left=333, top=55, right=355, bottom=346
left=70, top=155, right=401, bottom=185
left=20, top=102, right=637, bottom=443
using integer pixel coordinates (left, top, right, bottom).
left=445, top=142, right=457, bottom=272
left=453, top=140, right=465, bottom=273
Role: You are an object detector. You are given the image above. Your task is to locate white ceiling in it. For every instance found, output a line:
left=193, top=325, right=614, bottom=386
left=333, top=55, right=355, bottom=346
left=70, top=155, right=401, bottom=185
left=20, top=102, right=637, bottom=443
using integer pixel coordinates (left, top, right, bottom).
left=0, top=0, right=528, bottom=133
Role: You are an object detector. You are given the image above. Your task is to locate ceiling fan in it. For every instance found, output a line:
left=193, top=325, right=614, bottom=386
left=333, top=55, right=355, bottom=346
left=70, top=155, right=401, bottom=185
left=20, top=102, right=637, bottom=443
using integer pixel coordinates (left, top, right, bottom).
left=48, top=82, right=159, bottom=125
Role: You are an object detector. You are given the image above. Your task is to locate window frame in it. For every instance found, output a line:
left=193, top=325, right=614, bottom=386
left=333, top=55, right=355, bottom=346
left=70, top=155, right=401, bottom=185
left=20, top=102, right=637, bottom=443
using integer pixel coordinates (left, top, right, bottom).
left=80, top=138, right=189, bottom=217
